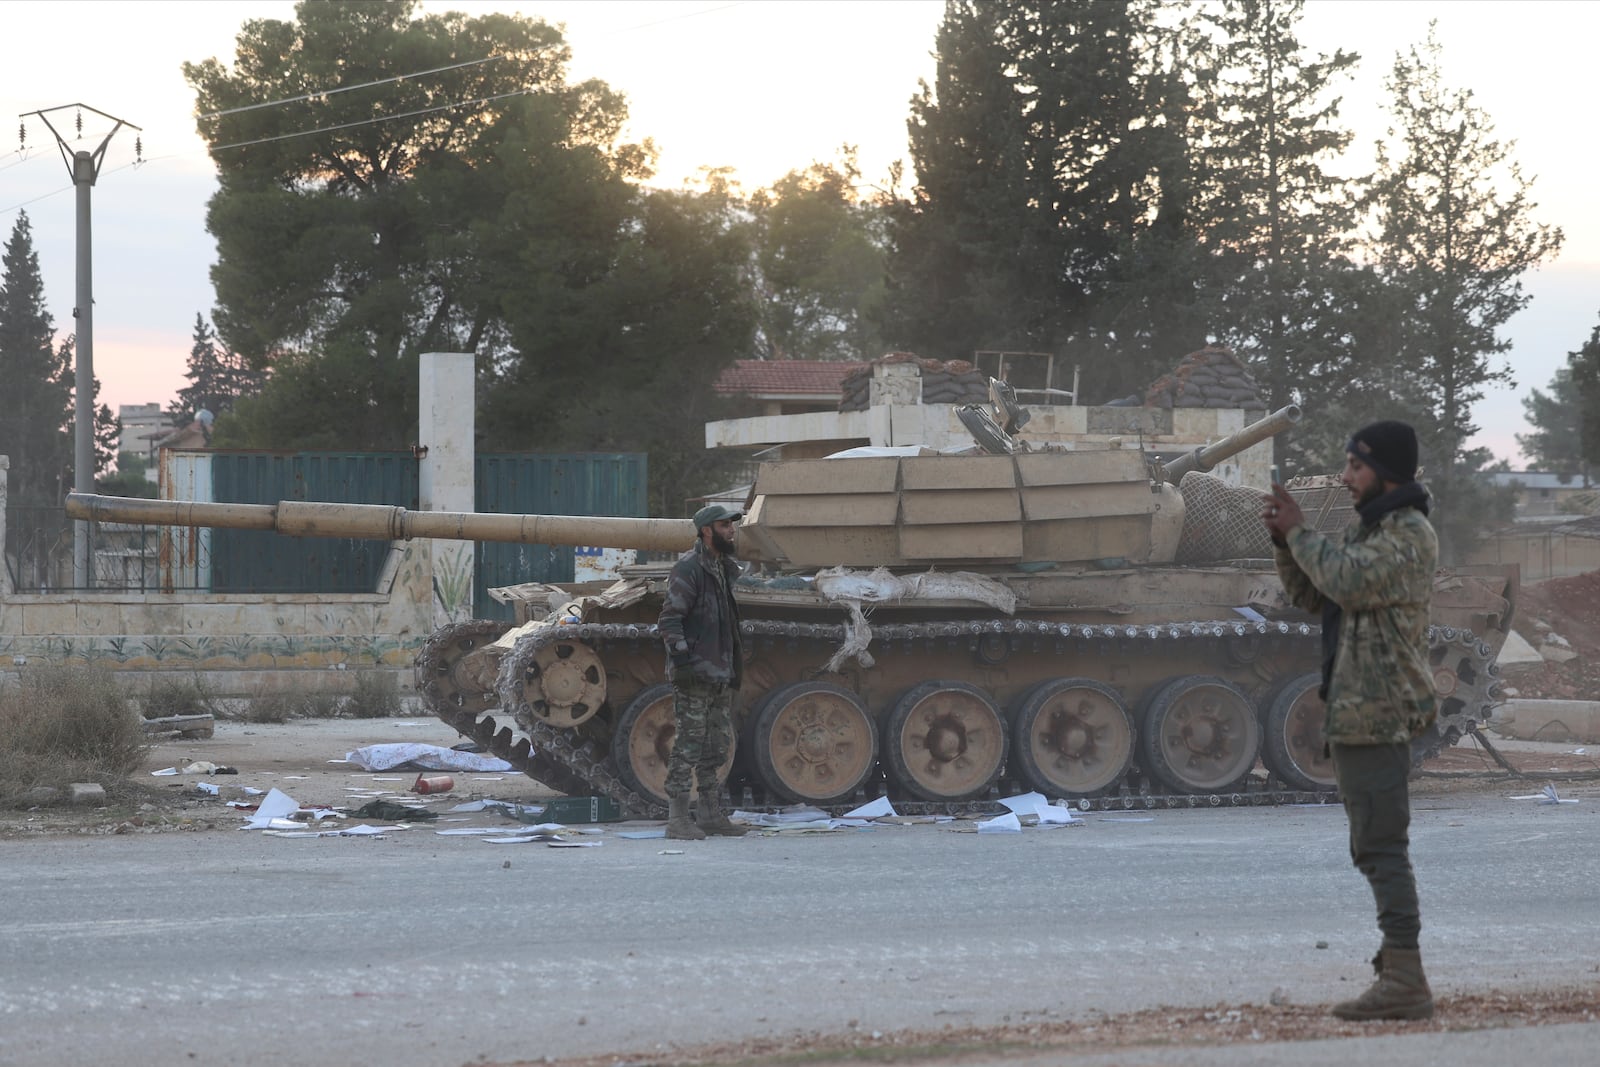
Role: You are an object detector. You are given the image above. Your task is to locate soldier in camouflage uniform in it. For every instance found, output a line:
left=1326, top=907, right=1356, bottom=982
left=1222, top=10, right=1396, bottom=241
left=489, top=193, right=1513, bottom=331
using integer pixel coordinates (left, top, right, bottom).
left=657, top=503, right=747, bottom=840
left=1263, top=420, right=1438, bottom=1021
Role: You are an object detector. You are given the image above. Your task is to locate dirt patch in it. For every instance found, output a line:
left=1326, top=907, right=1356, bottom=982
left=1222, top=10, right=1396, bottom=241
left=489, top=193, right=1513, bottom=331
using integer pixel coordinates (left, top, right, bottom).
left=1503, top=569, right=1600, bottom=701
left=0, top=716, right=558, bottom=838
left=504, top=987, right=1600, bottom=1067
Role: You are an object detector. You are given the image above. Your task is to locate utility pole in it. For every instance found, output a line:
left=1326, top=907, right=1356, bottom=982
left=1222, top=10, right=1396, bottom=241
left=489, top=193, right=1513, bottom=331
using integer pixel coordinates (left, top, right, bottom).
left=22, top=104, right=141, bottom=589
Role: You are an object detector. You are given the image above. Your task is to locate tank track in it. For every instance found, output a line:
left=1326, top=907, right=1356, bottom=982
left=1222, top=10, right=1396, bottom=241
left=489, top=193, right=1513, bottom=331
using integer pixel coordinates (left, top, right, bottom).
left=415, top=620, right=642, bottom=812
left=415, top=617, right=1505, bottom=816
left=1411, top=626, right=1505, bottom=765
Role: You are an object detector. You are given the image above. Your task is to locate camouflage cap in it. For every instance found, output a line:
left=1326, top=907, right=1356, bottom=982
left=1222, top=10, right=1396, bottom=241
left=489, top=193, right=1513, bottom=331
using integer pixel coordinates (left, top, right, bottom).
left=693, top=503, right=743, bottom=529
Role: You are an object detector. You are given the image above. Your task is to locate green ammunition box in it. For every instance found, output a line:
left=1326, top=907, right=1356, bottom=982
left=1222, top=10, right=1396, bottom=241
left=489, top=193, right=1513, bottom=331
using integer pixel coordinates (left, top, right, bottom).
left=518, top=796, right=623, bottom=824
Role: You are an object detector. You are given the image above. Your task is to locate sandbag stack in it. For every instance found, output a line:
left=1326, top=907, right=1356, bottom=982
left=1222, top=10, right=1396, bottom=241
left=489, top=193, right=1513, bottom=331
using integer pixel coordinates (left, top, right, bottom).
left=838, top=353, right=994, bottom=412
left=1144, top=346, right=1266, bottom=411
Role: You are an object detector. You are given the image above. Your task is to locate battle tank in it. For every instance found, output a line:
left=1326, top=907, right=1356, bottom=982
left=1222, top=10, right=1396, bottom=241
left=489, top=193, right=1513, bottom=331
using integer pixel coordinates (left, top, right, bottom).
left=65, top=403, right=1514, bottom=815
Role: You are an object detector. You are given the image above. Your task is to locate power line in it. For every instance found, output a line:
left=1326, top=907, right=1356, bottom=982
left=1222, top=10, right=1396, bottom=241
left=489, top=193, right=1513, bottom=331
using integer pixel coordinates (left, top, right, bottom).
left=196, top=53, right=508, bottom=120
left=4, top=2, right=754, bottom=217
left=0, top=184, right=73, bottom=216
left=191, top=2, right=745, bottom=123
left=0, top=151, right=50, bottom=173
left=205, top=87, right=538, bottom=153
left=3, top=88, right=535, bottom=216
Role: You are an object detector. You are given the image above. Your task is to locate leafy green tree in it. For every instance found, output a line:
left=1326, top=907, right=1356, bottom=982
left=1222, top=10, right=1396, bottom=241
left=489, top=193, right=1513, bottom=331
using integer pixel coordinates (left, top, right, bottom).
left=95, top=451, right=159, bottom=499
left=0, top=211, right=73, bottom=513
left=750, top=155, right=888, bottom=362
left=481, top=178, right=758, bottom=516
left=186, top=0, right=648, bottom=449
left=1516, top=366, right=1589, bottom=484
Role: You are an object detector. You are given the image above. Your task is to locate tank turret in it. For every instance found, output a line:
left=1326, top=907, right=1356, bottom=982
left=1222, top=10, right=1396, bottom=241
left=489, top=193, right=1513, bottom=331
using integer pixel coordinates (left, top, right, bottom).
left=738, top=404, right=1301, bottom=569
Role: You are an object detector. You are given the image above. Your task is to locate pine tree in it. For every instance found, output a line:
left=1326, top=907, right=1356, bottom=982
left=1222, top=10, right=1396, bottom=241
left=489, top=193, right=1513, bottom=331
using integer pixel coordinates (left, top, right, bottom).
left=1370, top=25, right=1562, bottom=476
left=0, top=212, right=73, bottom=512
left=169, top=313, right=263, bottom=429
left=885, top=1, right=1195, bottom=392
left=1189, top=0, right=1365, bottom=469
left=1516, top=366, right=1589, bottom=484
left=1566, top=320, right=1600, bottom=483
left=1368, top=24, right=1562, bottom=558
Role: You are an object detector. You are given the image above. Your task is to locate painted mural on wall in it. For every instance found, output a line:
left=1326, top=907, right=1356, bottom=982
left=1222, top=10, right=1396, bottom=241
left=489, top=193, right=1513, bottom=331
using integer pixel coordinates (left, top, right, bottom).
left=431, top=542, right=475, bottom=627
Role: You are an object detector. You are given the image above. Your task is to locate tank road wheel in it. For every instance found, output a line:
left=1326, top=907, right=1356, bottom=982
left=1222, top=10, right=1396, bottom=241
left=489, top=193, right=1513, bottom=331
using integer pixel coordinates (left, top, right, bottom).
left=1010, top=678, right=1135, bottom=798
left=1139, top=676, right=1261, bottom=794
left=884, top=680, right=1009, bottom=802
left=416, top=620, right=511, bottom=715
left=518, top=638, right=607, bottom=728
left=751, top=681, right=877, bottom=805
left=610, top=684, right=736, bottom=807
left=1261, top=673, right=1335, bottom=791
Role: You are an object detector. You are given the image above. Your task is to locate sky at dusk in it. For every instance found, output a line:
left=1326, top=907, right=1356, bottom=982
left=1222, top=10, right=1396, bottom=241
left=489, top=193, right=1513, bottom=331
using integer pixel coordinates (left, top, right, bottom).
left=3, top=0, right=1596, bottom=467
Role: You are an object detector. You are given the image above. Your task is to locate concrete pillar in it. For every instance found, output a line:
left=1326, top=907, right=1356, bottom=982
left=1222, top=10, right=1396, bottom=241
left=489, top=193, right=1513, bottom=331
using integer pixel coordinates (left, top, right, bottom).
left=418, top=354, right=475, bottom=626
left=0, top=455, right=9, bottom=596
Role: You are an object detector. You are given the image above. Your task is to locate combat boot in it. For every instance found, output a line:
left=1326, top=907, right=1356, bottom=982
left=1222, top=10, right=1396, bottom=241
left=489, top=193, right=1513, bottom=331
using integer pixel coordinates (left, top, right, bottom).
left=665, top=795, right=706, bottom=841
left=695, top=789, right=747, bottom=837
left=1331, top=946, right=1434, bottom=1021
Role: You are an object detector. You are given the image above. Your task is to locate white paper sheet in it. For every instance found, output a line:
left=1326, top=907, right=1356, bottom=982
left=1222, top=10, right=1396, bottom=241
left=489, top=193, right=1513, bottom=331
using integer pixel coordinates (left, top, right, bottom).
left=842, top=796, right=897, bottom=819
left=998, top=790, right=1079, bottom=824
left=342, top=744, right=514, bottom=772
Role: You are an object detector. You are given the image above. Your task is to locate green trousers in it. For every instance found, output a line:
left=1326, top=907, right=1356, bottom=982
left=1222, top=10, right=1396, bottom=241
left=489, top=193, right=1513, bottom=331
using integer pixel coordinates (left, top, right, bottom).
left=664, top=677, right=734, bottom=800
left=1332, top=742, right=1422, bottom=950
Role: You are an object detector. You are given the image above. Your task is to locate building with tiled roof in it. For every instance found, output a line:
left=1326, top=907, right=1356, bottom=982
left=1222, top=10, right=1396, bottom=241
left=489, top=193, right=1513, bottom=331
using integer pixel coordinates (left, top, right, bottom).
left=713, top=359, right=865, bottom=416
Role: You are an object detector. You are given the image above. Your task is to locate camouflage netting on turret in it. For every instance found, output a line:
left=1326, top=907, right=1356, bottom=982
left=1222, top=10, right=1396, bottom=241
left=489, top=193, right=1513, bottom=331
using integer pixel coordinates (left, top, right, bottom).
left=1176, top=472, right=1276, bottom=562
left=1145, top=346, right=1267, bottom=411
left=838, top=353, right=993, bottom=412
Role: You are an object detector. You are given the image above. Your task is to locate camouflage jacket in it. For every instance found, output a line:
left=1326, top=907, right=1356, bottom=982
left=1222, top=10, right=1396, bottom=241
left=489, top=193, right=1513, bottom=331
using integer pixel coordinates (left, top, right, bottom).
left=1273, top=486, right=1438, bottom=745
left=657, top=541, right=744, bottom=686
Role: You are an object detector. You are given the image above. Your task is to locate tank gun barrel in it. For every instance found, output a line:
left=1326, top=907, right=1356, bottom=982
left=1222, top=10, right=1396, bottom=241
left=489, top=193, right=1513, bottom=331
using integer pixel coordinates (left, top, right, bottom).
left=1159, top=403, right=1301, bottom=483
left=64, top=494, right=696, bottom=553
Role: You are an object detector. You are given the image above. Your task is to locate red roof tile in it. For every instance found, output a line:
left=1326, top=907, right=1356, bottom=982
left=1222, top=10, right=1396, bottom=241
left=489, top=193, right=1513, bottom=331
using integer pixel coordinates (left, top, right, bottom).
left=714, top=359, right=867, bottom=397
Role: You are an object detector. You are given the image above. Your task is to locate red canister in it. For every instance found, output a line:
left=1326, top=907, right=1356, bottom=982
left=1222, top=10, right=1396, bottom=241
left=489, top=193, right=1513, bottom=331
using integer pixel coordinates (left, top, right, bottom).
left=411, top=774, right=455, bottom=794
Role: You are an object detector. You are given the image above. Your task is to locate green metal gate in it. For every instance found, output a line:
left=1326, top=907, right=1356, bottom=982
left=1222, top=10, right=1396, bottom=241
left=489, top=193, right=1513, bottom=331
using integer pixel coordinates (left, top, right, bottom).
left=204, top=450, right=648, bottom=616
left=473, top=453, right=648, bottom=620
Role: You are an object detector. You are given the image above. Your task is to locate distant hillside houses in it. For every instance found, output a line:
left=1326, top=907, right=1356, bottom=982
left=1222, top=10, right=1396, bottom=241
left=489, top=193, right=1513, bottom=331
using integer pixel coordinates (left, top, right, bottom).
left=1489, top=471, right=1596, bottom=518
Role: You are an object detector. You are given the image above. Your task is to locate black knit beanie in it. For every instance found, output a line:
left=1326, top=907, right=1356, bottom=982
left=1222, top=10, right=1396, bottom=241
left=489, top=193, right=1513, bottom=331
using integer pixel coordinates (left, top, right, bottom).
left=1346, top=420, right=1418, bottom=484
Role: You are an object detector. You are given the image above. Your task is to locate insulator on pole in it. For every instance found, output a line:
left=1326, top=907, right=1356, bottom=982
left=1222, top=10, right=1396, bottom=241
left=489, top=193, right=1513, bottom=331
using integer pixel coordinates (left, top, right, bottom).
left=75, top=108, right=83, bottom=135
left=17, top=121, right=24, bottom=149
left=134, top=136, right=143, bottom=163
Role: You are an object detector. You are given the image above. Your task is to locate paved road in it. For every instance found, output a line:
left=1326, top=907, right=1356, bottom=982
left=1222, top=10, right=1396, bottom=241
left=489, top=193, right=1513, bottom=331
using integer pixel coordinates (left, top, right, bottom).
left=1, top=787, right=1596, bottom=1066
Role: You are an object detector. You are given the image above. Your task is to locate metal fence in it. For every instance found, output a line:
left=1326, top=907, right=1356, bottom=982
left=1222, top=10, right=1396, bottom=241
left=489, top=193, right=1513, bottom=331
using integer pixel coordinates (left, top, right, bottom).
left=4, top=505, right=206, bottom=592
left=5, top=451, right=655, bottom=599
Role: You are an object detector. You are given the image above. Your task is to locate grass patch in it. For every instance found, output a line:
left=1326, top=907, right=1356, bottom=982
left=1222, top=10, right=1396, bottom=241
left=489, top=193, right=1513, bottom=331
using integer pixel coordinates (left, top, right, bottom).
left=0, top=665, right=150, bottom=807
left=142, top=674, right=223, bottom=720
left=338, top=671, right=403, bottom=719
left=236, top=687, right=341, bottom=724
